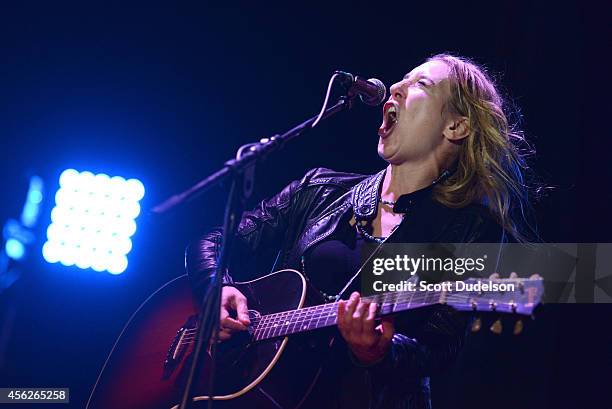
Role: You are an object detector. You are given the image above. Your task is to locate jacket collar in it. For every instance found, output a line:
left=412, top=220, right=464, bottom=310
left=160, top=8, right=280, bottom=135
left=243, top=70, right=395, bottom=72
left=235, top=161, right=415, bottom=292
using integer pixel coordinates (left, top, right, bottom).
left=351, top=169, right=385, bottom=221
left=351, top=168, right=452, bottom=221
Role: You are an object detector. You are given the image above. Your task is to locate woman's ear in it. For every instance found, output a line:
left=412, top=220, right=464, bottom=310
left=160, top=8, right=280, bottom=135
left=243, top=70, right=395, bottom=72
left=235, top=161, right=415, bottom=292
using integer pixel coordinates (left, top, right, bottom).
left=443, top=117, right=470, bottom=141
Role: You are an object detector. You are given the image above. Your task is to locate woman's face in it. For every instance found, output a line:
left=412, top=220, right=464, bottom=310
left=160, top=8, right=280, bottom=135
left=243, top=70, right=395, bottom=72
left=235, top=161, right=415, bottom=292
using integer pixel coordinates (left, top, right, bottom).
left=378, top=59, right=456, bottom=166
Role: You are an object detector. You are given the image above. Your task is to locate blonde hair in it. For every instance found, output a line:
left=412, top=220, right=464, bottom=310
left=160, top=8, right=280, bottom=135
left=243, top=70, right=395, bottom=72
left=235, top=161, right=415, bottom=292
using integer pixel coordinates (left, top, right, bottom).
left=428, top=53, right=535, bottom=241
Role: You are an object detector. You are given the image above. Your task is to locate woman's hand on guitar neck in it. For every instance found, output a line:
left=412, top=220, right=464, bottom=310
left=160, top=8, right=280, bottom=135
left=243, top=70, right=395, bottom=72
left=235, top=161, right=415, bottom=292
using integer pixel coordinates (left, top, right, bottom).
left=216, top=286, right=251, bottom=342
left=338, top=292, right=395, bottom=366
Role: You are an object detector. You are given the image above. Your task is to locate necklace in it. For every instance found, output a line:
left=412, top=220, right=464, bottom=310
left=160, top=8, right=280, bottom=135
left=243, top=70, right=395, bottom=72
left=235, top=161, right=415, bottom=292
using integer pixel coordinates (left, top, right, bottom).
left=358, top=168, right=452, bottom=244
left=356, top=215, right=405, bottom=244
left=377, top=168, right=452, bottom=208
left=379, top=197, right=396, bottom=207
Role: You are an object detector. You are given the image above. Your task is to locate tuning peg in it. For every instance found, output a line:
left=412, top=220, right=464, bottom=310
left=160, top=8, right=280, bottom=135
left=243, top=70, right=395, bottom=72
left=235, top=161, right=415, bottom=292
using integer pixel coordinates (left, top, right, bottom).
left=490, top=319, right=503, bottom=335
left=471, top=317, right=482, bottom=332
left=513, top=319, right=524, bottom=335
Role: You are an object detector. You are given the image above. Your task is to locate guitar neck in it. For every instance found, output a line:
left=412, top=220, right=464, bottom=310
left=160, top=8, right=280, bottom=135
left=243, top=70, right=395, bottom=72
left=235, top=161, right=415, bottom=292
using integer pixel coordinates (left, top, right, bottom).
left=251, top=289, right=442, bottom=342
left=251, top=277, right=542, bottom=342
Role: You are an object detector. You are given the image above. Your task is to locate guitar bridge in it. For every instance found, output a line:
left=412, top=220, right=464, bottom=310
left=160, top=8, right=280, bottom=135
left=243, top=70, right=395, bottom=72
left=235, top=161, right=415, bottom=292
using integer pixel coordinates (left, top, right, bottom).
left=162, top=315, right=197, bottom=379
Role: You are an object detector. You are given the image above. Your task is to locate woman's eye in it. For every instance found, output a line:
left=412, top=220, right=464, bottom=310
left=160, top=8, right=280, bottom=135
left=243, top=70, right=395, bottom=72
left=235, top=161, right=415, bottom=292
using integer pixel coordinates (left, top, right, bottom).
left=417, top=80, right=429, bottom=86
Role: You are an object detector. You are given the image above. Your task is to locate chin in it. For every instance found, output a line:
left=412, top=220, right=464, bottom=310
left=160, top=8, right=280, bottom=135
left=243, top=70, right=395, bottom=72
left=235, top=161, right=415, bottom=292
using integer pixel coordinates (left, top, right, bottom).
left=377, top=141, right=387, bottom=159
left=377, top=143, right=397, bottom=163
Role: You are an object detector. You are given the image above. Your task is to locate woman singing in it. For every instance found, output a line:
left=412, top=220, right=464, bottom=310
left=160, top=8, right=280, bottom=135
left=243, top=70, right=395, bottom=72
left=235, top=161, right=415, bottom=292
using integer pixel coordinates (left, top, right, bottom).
left=187, top=53, right=533, bottom=409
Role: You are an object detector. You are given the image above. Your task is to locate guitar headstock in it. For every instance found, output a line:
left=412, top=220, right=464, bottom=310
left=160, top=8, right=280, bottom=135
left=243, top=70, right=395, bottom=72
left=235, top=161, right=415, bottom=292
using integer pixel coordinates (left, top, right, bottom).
left=446, top=277, right=544, bottom=316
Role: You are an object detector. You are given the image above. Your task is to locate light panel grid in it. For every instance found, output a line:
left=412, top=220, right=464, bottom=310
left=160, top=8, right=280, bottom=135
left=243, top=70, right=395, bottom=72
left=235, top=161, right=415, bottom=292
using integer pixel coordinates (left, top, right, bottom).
left=42, top=169, right=144, bottom=274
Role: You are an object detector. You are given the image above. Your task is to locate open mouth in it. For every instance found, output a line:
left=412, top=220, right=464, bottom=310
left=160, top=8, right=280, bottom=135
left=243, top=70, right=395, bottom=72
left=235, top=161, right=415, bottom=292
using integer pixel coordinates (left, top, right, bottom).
left=378, top=101, right=399, bottom=138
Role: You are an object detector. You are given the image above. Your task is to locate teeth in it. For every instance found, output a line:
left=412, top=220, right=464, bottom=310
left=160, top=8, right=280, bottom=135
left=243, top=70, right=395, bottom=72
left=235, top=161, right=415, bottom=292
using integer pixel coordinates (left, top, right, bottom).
left=386, top=104, right=397, bottom=125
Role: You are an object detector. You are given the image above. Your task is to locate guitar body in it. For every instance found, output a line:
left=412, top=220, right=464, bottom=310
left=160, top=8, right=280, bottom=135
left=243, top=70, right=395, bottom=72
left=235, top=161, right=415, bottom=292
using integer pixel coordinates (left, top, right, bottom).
left=87, top=269, right=333, bottom=409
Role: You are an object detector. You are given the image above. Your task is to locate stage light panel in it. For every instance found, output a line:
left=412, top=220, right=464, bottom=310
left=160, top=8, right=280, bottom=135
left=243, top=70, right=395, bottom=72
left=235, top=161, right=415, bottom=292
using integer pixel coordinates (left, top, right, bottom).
left=43, top=169, right=144, bottom=274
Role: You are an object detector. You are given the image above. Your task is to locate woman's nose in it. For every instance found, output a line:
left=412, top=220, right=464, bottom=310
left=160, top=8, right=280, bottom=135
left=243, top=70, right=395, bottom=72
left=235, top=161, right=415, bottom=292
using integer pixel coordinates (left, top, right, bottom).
left=389, top=81, right=406, bottom=100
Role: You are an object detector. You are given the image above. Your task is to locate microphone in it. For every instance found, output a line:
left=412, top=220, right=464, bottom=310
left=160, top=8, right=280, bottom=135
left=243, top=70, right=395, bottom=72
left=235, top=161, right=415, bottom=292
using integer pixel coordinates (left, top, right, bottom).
left=334, top=71, right=386, bottom=106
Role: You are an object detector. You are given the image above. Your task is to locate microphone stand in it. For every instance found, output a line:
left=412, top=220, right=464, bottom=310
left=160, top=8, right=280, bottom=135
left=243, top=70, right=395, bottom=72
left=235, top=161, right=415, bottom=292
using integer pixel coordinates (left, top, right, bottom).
left=152, top=94, right=356, bottom=409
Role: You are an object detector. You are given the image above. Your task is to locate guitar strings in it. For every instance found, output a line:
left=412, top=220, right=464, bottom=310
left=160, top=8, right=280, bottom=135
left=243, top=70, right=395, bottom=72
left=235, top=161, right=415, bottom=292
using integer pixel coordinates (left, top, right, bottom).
left=178, top=278, right=535, bottom=344
left=177, top=292, right=508, bottom=339
left=176, top=291, right=486, bottom=345
left=178, top=293, right=492, bottom=342
left=180, top=289, right=448, bottom=334
left=177, top=294, right=480, bottom=346
left=182, top=280, right=527, bottom=340
left=177, top=294, right=516, bottom=346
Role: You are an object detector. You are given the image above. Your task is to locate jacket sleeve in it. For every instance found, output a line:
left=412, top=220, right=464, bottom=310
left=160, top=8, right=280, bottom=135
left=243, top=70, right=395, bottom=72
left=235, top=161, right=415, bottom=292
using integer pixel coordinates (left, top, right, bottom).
left=185, top=168, right=320, bottom=303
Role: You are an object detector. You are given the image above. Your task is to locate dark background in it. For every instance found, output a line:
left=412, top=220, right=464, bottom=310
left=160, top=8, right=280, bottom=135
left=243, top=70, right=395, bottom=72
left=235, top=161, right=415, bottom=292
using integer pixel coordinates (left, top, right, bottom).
left=0, top=2, right=610, bottom=408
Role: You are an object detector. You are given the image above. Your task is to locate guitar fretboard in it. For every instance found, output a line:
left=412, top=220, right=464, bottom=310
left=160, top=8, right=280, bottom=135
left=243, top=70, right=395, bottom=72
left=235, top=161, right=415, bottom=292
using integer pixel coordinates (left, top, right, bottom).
left=251, top=289, right=445, bottom=341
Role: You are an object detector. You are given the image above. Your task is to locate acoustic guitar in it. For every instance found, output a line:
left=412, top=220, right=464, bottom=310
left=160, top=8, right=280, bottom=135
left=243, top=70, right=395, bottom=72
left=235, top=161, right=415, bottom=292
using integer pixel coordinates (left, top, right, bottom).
left=86, top=269, right=543, bottom=409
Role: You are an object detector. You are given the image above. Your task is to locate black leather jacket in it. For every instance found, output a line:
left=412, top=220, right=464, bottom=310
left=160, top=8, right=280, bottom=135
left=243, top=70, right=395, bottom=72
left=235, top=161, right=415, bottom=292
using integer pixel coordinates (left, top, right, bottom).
left=186, top=167, right=507, bottom=409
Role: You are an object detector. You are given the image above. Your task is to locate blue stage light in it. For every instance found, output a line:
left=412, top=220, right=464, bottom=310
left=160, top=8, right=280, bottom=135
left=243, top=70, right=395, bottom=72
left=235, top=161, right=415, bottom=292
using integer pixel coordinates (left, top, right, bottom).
left=42, top=169, right=145, bottom=274
left=21, top=175, right=44, bottom=228
left=5, top=238, right=25, bottom=260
